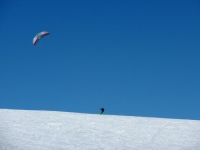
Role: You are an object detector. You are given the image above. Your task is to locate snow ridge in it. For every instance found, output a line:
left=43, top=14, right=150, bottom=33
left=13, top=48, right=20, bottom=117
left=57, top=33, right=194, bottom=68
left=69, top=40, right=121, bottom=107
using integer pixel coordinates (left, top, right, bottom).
left=0, top=109, right=200, bottom=150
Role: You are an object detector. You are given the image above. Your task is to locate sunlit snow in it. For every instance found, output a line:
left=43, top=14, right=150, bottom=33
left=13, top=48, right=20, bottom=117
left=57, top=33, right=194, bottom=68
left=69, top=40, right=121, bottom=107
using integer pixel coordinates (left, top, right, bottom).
left=1, top=109, right=200, bottom=150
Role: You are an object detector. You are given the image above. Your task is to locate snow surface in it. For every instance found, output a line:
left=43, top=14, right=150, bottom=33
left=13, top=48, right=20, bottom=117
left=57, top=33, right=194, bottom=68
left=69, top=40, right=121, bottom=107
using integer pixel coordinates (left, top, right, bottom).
left=0, top=109, right=200, bottom=150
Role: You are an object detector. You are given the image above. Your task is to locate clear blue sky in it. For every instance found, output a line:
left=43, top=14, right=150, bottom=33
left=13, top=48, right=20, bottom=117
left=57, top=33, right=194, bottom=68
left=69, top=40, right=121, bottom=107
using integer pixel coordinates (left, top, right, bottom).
left=1, top=0, right=200, bottom=120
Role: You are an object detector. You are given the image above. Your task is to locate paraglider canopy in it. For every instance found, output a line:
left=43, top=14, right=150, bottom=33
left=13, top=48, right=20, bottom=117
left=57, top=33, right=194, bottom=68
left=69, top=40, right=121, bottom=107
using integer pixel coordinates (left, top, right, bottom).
left=33, top=31, right=49, bottom=45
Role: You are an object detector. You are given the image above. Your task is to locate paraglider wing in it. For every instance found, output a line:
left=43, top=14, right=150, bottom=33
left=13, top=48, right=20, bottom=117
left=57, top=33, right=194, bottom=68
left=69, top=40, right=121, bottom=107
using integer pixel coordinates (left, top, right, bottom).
left=33, top=31, right=49, bottom=45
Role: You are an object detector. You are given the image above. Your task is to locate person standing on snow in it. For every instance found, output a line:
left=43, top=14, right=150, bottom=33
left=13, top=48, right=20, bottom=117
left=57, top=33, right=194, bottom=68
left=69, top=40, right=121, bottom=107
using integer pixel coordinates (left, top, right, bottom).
left=100, top=108, right=104, bottom=115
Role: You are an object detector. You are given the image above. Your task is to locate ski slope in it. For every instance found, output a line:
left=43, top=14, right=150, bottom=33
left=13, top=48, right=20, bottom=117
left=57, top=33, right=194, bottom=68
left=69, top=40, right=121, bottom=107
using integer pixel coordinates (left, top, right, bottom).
left=0, top=109, right=200, bottom=150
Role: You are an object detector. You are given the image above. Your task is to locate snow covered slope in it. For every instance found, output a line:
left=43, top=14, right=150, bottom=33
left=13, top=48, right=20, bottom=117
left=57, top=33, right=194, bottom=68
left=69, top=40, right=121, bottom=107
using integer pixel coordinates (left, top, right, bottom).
left=0, top=109, right=200, bottom=150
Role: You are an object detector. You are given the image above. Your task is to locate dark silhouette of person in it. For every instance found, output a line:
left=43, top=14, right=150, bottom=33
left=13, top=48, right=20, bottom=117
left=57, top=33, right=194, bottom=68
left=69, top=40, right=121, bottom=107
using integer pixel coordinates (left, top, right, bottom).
left=100, top=108, right=104, bottom=115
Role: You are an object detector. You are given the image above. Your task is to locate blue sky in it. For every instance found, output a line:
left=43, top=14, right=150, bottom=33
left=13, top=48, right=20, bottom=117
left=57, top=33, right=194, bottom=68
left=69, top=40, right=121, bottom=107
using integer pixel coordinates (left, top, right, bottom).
left=1, top=0, right=200, bottom=120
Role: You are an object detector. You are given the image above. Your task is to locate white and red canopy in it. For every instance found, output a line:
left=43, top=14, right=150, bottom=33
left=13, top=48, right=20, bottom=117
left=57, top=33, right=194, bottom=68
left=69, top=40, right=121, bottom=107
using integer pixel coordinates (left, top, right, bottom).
left=33, top=31, right=50, bottom=45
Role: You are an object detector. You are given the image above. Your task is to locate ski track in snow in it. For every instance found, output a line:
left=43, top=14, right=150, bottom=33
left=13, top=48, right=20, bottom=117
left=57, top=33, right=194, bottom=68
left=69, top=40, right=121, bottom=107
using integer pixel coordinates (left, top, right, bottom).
left=0, top=109, right=200, bottom=150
